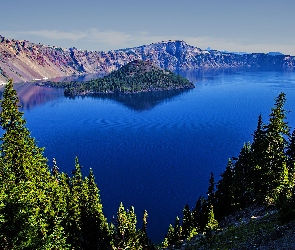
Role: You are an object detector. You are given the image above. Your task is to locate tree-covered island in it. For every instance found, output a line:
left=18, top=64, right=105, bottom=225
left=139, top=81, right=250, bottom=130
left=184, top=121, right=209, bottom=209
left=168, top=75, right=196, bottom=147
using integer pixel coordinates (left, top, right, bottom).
left=38, top=60, right=194, bottom=96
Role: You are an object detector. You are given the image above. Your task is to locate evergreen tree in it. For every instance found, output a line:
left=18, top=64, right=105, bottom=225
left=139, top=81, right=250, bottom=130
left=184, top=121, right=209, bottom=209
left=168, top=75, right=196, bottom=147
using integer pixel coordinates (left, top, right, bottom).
left=142, top=209, right=148, bottom=234
left=81, top=168, right=111, bottom=249
left=165, top=224, right=175, bottom=246
left=173, top=216, right=182, bottom=246
left=215, top=159, right=236, bottom=220
left=192, top=196, right=206, bottom=232
left=0, top=80, right=69, bottom=249
left=139, top=209, right=150, bottom=249
left=162, top=216, right=184, bottom=248
left=112, top=202, right=141, bottom=249
left=182, top=204, right=193, bottom=240
left=250, top=114, right=268, bottom=198
left=251, top=114, right=267, bottom=162
left=204, top=205, right=218, bottom=238
left=262, top=92, right=290, bottom=202
left=286, top=128, right=295, bottom=183
left=0, top=79, right=49, bottom=183
left=66, top=157, right=83, bottom=248
left=206, top=172, right=215, bottom=207
left=161, top=236, right=169, bottom=249
left=63, top=158, right=111, bottom=249
left=234, top=142, right=254, bottom=207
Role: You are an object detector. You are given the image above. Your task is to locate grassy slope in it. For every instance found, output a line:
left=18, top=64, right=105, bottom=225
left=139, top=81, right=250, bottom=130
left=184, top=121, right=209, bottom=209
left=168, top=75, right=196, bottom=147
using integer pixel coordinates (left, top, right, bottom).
left=181, top=205, right=295, bottom=250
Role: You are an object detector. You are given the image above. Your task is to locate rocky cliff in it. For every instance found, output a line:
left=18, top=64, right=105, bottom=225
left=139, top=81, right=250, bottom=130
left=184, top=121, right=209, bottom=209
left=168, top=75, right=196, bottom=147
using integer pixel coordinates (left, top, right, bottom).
left=0, top=35, right=294, bottom=83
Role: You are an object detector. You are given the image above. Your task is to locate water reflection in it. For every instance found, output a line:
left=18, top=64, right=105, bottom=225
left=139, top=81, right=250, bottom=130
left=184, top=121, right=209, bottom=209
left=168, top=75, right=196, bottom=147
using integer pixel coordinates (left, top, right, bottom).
left=177, top=68, right=295, bottom=85
left=84, top=89, right=193, bottom=111
left=1, top=82, right=194, bottom=112
left=177, top=68, right=242, bottom=83
left=0, top=82, right=64, bottom=111
left=50, top=73, right=106, bottom=83
left=2, top=68, right=293, bottom=112
left=0, top=69, right=244, bottom=112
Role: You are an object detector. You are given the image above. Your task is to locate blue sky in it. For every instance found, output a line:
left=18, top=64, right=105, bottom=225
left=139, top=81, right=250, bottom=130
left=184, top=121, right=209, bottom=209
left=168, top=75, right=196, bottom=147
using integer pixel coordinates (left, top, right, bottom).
left=1, top=0, right=295, bottom=55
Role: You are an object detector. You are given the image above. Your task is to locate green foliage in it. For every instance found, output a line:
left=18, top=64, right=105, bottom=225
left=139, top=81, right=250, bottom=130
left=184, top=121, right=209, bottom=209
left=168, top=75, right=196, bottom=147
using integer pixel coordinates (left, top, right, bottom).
left=0, top=79, right=49, bottom=183
left=163, top=224, right=174, bottom=247
left=192, top=196, right=206, bottom=232
left=206, top=172, right=215, bottom=207
left=262, top=93, right=290, bottom=201
left=214, top=92, right=292, bottom=220
left=162, top=217, right=183, bottom=248
left=204, top=205, right=218, bottom=238
left=111, top=202, right=152, bottom=249
left=215, top=159, right=236, bottom=219
left=42, top=60, right=194, bottom=96
left=162, top=174, right=219, bottom=248
left=182, top=204, right=193, bottom=240
left=162, top=92, right=295, bottom=248
left=0, top=80, right=112, bottom=249
left=0, top=80, right=156, bottom=249
left=0, top=80, right=69, bottom=249
left=233, top=142, right=254, bottom=206
left=191, top=211, right=280, bottom=250
left=286, top=128, right=295, bottom=183
left=173, top=216, right=182, bottom=245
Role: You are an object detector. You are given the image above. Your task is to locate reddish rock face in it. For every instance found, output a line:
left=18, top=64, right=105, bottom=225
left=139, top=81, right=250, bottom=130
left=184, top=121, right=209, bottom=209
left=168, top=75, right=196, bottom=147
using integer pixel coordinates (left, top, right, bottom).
left=0, top=36, right=294, bottom=83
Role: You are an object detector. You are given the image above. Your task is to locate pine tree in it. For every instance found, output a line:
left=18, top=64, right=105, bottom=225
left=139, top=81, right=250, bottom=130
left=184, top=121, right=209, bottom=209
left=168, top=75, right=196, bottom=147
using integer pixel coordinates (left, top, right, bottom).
left=0, top=79, right=49, bottom=182
left=182, top=204, right=193, bottom=240
left=204, top=205, right=218, bottom=238
left=161, top=236, right=169, bottom=249
left=262, top=92, right=290, bottom=202
left=173, top=216, right=182, bottom=246
left=206, top=172, right=215, bottom=207
left=287, top=128, right=295, bottom=183
left=65, top=157, right=83, bottom=248
left=112, top=202, right=141, bottom=249
left=252, top=114, right=267, bottom=162
left=250, top=114, right=268, bottom=198
left=81, top=168, right=111, bottom=249
left=192, top=196, right=206, bottom=232
left=215, top=159, right=235, bottom=220
left=165, top=224, right=175, bottom=246
left=0, top=80, right=69, bottom=249
left=139, top=209, right=150, bottom=249
left=234, top=142, right=254, bottom=207
left=142, top=209, right=148, bottom=234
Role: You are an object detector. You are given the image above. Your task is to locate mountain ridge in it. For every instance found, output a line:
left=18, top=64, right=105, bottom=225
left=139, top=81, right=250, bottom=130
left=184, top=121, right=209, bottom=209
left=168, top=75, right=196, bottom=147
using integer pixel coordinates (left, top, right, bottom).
left=1, top=36, right=294, bottom=83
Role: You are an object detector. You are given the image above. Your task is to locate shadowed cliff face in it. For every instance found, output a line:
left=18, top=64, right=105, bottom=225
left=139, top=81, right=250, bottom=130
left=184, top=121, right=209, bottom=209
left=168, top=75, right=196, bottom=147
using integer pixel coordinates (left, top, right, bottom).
left=1, top=36, right=295, bottom=83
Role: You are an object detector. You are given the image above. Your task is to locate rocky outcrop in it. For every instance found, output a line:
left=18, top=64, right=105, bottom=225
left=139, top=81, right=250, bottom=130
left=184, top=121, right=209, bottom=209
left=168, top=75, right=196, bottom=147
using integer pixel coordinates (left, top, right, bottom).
left=0, top=35, right=294, bottom=83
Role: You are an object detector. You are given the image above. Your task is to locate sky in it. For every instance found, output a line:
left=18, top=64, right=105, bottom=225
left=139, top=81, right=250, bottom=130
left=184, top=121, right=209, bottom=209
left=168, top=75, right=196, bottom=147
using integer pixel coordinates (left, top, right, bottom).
left=1, top=0, right=295, bottom=55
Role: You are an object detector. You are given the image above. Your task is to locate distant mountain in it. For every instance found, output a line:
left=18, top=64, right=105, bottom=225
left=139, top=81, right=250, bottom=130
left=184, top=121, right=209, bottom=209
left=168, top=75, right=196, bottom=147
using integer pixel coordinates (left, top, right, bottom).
left=0, top=35, right=294, bottom=83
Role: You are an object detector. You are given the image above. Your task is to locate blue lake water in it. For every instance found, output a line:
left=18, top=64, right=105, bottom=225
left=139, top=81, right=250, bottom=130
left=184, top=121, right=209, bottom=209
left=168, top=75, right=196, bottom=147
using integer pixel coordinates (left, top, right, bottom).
left=2, top=69, right=295, bottom=243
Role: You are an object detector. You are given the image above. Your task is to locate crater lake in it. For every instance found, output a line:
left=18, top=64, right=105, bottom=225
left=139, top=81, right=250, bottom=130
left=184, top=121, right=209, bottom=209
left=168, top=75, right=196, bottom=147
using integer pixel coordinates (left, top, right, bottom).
left=2, top=69, right=295, bottom=243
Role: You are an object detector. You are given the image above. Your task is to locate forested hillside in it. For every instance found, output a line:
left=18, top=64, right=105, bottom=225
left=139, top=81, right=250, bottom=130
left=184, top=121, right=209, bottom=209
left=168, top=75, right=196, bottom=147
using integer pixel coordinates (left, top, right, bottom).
left=161, top=92, right=295, bottom=249
left=1, top=80, right=295, bottom=249
left=0, top=80, right=155, bottom=249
